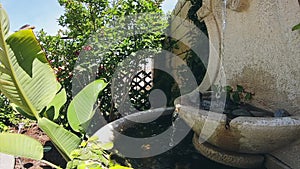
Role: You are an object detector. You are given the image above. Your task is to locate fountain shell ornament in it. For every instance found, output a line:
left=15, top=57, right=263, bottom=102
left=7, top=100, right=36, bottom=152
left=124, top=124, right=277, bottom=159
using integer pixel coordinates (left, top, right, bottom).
left=227, top=0, right=249, bottom=12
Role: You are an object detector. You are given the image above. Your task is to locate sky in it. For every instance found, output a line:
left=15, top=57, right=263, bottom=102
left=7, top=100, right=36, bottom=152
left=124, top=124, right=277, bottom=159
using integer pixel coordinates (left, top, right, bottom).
left=0, top=0, right=177, bottom=35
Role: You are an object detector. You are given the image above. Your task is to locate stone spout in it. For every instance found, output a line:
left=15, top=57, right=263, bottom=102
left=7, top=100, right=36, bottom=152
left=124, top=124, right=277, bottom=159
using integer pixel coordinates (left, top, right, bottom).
left=197, top=0, right=250, bottom=21
left=227, top=0, right=249, bottom=12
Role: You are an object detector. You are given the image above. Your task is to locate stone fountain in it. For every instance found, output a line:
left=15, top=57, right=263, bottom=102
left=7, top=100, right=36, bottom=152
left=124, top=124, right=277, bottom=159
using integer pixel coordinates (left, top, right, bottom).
left=173, top=0, right=300, bottom=168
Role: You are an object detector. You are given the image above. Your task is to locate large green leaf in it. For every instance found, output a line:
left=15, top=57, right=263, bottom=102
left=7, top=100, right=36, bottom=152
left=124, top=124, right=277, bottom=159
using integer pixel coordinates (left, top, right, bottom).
left=0, top=133, right=43, bottom=160
left=44, top=83, right=67, bottom=120
left=67, top=79, right=107, bottom=132
left=0, top=7, right=57, bottom=119
left=38, top=118, right=81, bottom=160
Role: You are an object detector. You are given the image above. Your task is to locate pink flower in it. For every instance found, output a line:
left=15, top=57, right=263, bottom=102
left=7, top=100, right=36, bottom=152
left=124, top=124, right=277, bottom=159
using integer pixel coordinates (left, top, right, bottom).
left=83, top=45, right=92, bottom=51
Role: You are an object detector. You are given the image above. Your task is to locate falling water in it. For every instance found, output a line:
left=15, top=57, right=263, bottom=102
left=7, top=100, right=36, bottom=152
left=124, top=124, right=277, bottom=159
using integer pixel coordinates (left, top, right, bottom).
left=169, top=111, right=179, bottom=147
left=221, top=0, right=228, bottom=33
left=215, top=0, right=228, bottom=99
left=221, top=0, right=228, bottom=57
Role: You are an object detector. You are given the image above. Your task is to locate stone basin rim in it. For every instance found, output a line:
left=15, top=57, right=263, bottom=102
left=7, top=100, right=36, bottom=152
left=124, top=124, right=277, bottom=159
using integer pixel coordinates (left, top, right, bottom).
left=177, top=104, right=300, bottom=153
left=93, top=107, right=175, bottom=143
left=177, top=105, right=300, bottom=127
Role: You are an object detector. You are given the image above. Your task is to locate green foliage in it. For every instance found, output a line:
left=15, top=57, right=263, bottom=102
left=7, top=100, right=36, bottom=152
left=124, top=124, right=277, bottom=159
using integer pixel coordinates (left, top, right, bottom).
left=213, top=85, right=254, bottom=104
left=0, top=133, right=62, bottom=169
left=0, top=0, right=166, bottom=167
left=0, top=6, right=128, bottom=168
left=38, top=118, right=82, bottom=160
left=292, top=23, right=300, bottom=31
left=67, top=79, right=107, bottom=133
left=0, top=28, right=58, bottom=120
left=0, top=93, right=28, bottom=132
left=0, top=133, right=43, bottom=160
left=0, top=5, right=82, bottom=162
left=43, top=84, right=67, bottom=121
left=229, top=85, right=254, bottom=104
left=66, top=136, right=132, bottom=169
left=0, top=5, right=112, bottom=166
left=38, top=0, right=167, bottom=122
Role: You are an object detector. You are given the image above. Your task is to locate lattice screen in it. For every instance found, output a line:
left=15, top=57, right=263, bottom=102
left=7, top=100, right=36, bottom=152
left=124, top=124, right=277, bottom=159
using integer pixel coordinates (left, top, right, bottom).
left=129, top=70, right=153, bottom=111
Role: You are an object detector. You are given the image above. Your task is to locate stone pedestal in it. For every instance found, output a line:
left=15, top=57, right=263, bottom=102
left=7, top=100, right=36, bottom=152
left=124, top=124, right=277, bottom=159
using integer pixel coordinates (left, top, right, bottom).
left=193, top=134, right=264, bottom=168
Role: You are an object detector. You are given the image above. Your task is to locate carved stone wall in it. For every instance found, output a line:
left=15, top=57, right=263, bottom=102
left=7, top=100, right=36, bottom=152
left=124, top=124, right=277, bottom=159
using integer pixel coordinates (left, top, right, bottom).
left=216, top=0, right=300, bottom=114
left=172, top=0, right=300, bottom=114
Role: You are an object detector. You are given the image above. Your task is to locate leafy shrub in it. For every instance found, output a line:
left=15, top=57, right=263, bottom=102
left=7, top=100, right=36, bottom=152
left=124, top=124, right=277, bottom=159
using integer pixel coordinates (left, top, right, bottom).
left=38, top=0, right=167, bottom=123
left=0, top=93, right=30, bottom=132
left=67, top=136, right=132, bottom=169
left=0, top=93, right=15, bottom=132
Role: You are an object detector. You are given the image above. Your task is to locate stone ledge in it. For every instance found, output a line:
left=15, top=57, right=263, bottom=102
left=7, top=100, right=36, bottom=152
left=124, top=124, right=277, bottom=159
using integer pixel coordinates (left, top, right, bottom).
left=192, top=134, right=265, bottom=169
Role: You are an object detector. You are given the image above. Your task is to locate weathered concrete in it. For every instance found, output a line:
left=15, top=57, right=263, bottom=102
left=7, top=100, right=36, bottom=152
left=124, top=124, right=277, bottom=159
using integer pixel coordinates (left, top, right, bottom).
left=268, top=139, right=300, bottom=169
left=193, top=134, right=265, bottom=169
left=264, top=155, right=292, bottom=169
left=200, top=0, right=300, bottom=114
left=175, top=102, right=300, bottom=154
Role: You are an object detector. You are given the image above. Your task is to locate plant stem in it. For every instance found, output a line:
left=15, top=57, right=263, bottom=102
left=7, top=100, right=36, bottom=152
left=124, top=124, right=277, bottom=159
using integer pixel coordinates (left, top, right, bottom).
left=40, top=160, right=62, bottom=169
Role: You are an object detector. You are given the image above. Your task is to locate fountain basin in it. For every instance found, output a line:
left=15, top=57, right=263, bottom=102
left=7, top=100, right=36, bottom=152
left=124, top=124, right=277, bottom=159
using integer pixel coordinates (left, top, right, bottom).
left=92, top=107, right=192, bottom=158
left=175, top=94, right=300, bottom=154
left=92, top=107, right=253, bottom=169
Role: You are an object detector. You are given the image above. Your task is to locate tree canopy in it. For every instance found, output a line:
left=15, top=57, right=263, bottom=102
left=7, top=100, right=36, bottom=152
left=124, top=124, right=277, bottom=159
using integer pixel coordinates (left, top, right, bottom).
left=38, top=0, right=168, bottom=123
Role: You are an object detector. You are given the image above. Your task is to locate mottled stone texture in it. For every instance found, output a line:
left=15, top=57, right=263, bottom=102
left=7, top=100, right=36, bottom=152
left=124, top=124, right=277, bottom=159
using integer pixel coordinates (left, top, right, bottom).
left=193, top=134, right=265, bottom=169
left=172, top=0, right=300, bottom=114
left=201, top=0, right=300, bottom=114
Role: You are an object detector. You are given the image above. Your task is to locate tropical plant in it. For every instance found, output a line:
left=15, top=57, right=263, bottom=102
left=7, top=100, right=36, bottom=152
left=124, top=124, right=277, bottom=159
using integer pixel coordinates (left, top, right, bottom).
left=0, top=133, right=62, bottom=168
left=0, top=6, right=79, bottom=160
left=0, top=5, right=128, bottom=169
left=66, top=136, right=131, bottom=169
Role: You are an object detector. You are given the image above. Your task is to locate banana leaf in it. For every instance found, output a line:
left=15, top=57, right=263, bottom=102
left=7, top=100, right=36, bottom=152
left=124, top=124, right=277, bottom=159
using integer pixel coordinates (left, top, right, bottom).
left=67, top=79, right=107, bottom=132
left=0, top=7, right=57, bottom=119
left=44, top=83, right=67, bottom=120
left=38, top=118, right=81, bottom=160
left=0, top=6, right=80, bottom=161
left=0, top=133, right=43, bottom=160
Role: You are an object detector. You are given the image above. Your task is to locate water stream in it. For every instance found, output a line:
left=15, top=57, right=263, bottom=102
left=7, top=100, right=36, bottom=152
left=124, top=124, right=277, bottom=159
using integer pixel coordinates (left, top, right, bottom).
left=169, top=112, right=179, bottom=147
left=216, top=0, right=228, bottom=99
